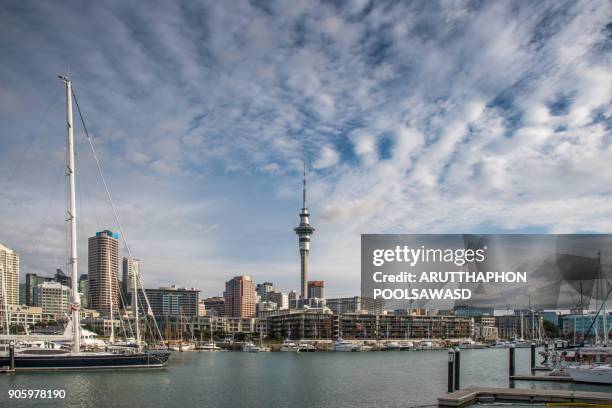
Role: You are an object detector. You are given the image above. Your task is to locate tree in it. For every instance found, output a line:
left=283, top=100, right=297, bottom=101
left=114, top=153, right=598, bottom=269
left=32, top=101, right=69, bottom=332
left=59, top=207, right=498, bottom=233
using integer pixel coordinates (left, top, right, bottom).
left=543, top=320, right=559, bottom=338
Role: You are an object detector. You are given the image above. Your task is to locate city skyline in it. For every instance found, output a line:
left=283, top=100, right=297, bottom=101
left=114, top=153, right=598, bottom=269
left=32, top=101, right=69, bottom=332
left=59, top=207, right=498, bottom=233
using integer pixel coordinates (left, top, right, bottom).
left=0, top=1, right=611, bottom=298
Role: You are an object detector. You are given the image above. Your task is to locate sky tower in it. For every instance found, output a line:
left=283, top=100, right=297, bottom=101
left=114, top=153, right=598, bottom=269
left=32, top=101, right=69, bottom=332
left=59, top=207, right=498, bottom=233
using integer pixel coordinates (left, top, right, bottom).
left=294, top=163, right=315, bottom=299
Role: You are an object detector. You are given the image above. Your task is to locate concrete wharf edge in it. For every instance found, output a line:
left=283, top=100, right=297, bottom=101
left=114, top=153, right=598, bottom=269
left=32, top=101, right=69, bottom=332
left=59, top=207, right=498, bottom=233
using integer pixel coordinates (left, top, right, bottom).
left=438, top=387, right=612, bottom=407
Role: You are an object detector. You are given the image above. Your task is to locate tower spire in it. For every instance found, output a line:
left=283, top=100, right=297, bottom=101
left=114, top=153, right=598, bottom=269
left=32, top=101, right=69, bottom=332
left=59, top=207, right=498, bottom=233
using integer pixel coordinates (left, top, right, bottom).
left=295, top=162, right=315, bottom=300
left=302, top=161, right=307, bottom=210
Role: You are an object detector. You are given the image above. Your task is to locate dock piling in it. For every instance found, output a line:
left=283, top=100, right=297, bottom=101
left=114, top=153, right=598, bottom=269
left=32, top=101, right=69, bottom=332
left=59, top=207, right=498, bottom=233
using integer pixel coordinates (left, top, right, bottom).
left=447, top=348, right=455, bottom=393
left=453, top=346, right=460, bottom=391
left=508, top=344, right=515, bottom=387
left=530, top=342, right=535, bottom=373
left=9, top=342, right=15, bottom=371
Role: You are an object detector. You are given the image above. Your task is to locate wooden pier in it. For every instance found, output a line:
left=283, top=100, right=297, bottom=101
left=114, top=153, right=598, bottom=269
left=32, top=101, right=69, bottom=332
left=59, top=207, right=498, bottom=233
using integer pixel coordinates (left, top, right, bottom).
left=438, top=387, right=612, bottom=407
left=1, top=366, right=15, bottom=374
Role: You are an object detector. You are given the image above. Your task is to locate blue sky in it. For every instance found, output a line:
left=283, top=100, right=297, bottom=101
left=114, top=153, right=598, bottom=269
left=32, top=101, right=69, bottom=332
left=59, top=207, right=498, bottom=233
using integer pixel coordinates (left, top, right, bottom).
left=0, top=0, right=610, bottom=298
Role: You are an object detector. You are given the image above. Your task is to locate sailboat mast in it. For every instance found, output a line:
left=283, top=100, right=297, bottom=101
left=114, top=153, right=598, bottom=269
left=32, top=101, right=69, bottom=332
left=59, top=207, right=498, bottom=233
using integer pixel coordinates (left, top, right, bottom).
left=108, top=251, right=114, bottom=343
left=61, top=76, right=81, bottom=353
left=132, top=260, right=140, bottom=348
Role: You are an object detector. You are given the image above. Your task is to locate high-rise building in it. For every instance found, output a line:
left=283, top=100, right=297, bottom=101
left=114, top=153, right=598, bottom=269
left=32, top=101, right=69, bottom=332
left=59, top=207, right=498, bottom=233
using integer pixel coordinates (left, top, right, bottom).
left=19, top=283, right=26, bottom=305
left=307, top=280, right=324, bottom=299
left=294, top=164, right=315, bottom=299
left=224, top=276, right=256, bottom=317
left=54, top=268, right=71, bottom=288
left=288, top=290, right=299, bottom=309
left=0, top=243, right=19, bottom=305
left=25, top=273, right=53, bottom=306
left=122, top=257, right=140, bottom=303
left=203, top=296, right=225, bottom=317
left=78, top=274, right=89, bottom=309
left=88, top=230, right=120, bottom=316
left=268, top=291, right=288, bottom=310
left=140, top=285, right=200, bottom=317
left=33, top=281, right=71, bottom=318
left=256, top=282, right=274, bottom=302
left=198, top=300, right=206, bottom=316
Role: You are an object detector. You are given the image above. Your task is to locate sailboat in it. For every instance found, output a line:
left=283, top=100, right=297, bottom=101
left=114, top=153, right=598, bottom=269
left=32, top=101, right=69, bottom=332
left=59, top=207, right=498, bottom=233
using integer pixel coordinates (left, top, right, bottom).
left=0, top=76, right=170, bottom=370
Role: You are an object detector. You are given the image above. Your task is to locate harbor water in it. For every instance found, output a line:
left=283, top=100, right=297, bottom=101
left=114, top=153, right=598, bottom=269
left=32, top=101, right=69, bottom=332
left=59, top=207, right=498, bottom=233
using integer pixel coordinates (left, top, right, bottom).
left=2, top=348, right=610, bottom=407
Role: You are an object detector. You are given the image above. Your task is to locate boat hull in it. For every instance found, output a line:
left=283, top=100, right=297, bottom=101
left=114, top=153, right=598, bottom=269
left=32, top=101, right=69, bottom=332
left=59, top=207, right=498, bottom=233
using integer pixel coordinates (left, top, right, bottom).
left=567, top=365, right=612, bottom=385
left=0, top=351, right=171, bottom=371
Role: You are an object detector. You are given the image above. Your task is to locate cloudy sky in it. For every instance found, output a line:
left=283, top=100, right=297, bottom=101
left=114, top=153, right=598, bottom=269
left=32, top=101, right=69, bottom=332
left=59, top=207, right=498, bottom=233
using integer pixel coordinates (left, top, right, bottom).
left=0, top=1, right=610, bottom=299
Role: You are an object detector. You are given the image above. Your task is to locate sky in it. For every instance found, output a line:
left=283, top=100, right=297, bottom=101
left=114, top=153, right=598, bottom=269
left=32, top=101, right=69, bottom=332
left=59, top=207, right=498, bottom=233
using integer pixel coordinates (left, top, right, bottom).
left=0, top=0, right=610, bottom=300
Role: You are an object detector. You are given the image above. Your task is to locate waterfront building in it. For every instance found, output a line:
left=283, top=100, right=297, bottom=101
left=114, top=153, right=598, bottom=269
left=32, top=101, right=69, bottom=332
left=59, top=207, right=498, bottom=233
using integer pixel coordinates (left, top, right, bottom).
left=307, top=280, right=324, bottom=299
left=267, top=308, right=333, bottom=340
left=224, top=276, right=256, bottom=317
left=33, top=281, right=71, bottom=319
left=191, top=315, right=227, bottom=336
left=294, top=164, right=315, bottom=299
left=88, top=230, right=120, bottom=316
left=288, top=290, right=299, bottom=309
left=141, top=285, right=200, bottom=317
left=453, top=304, right=494, bottom=317
left=474, top=315, right=497, bottom=341
left=540, top=310, right=564, bottom=326
left=326, top=296, right=384, bottom=315
left=495, top=312, right=543, bottom=339
left=256, top=282, right=274, bottom=302
left=268, top=291, right=288, bottom=310
left=226, top=317, right=258, bottom=336
left=560, top=312, right=612, bottom=340
left=7, top=304, right=43, bottom=327
left=54, top=268, right=72, bottom=289
left=0, top=243, right=19, bottom=305
left=337, top=313, right=379, bottom=339
left=203, top=296, right=225, bottom=317
left=78, top=274, right=89, bottom=309
left=338, top=314, right=473, bottom=340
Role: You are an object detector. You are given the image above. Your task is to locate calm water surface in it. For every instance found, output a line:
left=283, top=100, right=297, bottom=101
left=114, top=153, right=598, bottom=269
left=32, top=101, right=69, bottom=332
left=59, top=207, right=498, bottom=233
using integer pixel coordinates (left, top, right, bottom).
left=1, top=348, right=610, bottom=407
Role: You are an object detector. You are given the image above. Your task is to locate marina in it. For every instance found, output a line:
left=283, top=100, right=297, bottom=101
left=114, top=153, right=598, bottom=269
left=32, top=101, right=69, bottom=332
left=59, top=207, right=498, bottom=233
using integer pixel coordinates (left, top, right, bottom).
left=1, top=348, right=610, bottom=407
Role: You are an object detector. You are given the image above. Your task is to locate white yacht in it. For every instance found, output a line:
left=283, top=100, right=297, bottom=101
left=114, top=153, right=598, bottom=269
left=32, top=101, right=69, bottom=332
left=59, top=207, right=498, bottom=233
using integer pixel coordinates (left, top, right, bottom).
left=458, top=339, right=486, bottom=349
left=243, top=342, right=261, bottom=353
left=354, top=343, right=372, bottom=352
left=279, top=340, right=299, bottom=352
left=490, top=340, right=511, bottom=348
left=333, top=338, right=354, bottom=352
left=567, top=364, right=612, bottom=385
left=399, top=341, right=414, bottom=351
left=297, top=342, right=316, bottom=352
left=197, top=341, right=222, bottom=351
left=384, top=341, right=400, bottom=351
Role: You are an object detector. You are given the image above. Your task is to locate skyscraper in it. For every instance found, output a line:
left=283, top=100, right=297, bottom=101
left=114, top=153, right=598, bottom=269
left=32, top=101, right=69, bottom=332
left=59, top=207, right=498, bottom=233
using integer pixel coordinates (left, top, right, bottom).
left=88, top=230, right=120, bottom=316
left=223, top=276, right=256, bottom=317
left=54, top=268, right=71, bottom=288
left=78, top=274, right=89, bottom=309
left=122, top=257, right=140, bottom=303
left=294, top=163, right=315, bottom=299
left=25, top=273, right=53, bottom=306
left=256, top=281, right=274, bottom=301
left=0, top=243, right=19, bottom=305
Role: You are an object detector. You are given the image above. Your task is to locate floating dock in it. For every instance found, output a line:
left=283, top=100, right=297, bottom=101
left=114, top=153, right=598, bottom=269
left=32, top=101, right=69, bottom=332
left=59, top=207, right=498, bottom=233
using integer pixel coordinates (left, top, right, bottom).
left=510, top=374, right=573, bottom=382
left=438, top=387, right=612, bottom=407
